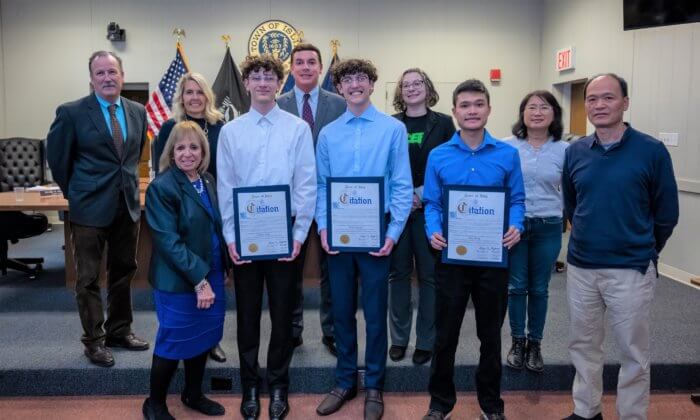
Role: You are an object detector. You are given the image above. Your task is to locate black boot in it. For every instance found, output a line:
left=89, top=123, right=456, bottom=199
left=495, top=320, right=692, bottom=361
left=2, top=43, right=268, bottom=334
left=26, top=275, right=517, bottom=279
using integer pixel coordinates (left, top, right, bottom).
left=142, top=397, right=175, bottom=420
left=525, top=340, right=544, bottom=372
left=506, top=337, right=526, bottom=369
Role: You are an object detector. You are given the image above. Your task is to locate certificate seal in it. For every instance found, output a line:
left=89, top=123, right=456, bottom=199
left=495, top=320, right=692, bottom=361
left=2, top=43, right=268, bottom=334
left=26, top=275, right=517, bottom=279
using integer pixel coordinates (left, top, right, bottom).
left=248, top=243, right=259, bottom=253
left=456, top=245, right=467, bottom=256
left=248, top=20, right=301, bottom=72
left=340, top=234, right=350, bottom=244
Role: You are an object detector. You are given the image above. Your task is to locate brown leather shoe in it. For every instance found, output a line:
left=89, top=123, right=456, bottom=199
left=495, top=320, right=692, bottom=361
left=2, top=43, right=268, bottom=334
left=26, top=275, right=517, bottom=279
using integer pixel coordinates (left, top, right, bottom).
left=105, top=333, right=149, bottom=350
left=84, top=343, right=115, bottom=367
left=364, top=389, right=384, bottom=420
left=316, top=387, right=357, bottom=416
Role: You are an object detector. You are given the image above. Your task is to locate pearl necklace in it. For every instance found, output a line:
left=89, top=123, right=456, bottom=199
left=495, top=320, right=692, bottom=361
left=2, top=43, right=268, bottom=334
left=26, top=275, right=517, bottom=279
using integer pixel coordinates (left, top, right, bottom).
left=192, top=178, right=205, bottom=194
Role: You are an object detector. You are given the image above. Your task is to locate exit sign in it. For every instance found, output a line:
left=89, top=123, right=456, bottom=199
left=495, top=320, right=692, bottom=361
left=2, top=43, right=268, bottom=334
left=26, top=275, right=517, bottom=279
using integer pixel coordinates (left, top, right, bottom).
left=556, top=47, right=575, bottom=71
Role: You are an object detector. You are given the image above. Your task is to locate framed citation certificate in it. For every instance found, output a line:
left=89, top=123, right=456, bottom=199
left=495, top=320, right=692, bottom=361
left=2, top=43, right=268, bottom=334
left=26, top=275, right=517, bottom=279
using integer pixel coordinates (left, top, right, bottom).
left=327, top=177, right=385, bottom=252
left=442, top=185, right=510, bottom=268
left=233, top=185, right=292, bottom=261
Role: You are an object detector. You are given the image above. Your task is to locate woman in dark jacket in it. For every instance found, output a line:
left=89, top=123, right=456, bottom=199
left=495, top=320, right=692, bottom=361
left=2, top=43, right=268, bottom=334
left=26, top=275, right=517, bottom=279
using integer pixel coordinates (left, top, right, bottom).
left=152, top=72, right=228, bottom=362
left=143, top=121, right=228, bottom=419
left=388, top=68, right=455, bottom=365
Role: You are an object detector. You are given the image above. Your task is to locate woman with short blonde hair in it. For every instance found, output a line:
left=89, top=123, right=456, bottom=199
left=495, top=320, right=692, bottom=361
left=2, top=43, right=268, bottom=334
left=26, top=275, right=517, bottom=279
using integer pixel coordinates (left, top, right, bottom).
left=158, top=120, right=211, bottom=174
left=144, top=120, right=228, bottom=419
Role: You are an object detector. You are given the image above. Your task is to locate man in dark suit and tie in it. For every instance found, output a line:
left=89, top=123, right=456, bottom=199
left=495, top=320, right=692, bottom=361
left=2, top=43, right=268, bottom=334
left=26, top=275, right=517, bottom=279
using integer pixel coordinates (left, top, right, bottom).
left=277, top=43, right=345, bottom=356
left=47, top=51, right=149, bottom=367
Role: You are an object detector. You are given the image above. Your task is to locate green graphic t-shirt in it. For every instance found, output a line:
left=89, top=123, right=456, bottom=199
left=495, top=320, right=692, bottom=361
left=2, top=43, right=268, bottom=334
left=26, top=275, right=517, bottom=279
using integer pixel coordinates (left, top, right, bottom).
left=404, top=114, right=428, bottom=146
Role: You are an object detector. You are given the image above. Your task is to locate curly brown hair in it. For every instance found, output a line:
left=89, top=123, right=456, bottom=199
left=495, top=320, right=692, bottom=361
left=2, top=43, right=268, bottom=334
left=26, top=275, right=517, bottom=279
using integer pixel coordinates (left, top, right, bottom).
left=240, top=54, right=284, bottom=81
left=331, top=58, right=378, bottom=87
left=392, top=68, right=440, bottom=112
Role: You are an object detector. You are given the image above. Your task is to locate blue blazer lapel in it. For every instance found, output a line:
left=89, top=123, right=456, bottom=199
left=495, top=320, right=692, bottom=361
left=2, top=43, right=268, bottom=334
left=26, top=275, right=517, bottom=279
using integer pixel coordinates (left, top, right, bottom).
left=87, top=95, right=121, bottom=159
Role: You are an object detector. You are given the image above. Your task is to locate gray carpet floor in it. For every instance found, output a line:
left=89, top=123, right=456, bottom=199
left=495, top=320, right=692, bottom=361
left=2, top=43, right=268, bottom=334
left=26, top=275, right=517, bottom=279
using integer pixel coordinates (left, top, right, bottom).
left=1, top=225, right=698, bottom=395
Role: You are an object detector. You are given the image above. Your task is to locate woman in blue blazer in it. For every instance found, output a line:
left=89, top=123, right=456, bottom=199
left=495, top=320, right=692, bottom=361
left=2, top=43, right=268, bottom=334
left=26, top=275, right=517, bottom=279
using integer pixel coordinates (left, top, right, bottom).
left=143, top=121, right=228, bottom=419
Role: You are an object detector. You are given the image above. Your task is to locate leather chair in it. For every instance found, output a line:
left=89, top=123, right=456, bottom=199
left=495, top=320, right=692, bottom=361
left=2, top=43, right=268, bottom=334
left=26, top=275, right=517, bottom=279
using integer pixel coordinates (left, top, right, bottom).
left=0, top=138, right=49, bottom=279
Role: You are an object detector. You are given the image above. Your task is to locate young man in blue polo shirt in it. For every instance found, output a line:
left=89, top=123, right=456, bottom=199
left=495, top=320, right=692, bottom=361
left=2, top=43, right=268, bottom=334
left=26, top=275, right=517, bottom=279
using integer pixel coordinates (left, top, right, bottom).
left=314, top=58, right=413, bottom=420
left=561, top=74, right=678, bottom=420
left=421, top=79, right=525, bottom=420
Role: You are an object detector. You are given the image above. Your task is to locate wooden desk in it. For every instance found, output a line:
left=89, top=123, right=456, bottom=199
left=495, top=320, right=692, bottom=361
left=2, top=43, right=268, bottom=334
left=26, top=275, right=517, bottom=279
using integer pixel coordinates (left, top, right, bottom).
left=0, top=184, right=152, bottom=288
left=1, top=181, right=323, bottom=289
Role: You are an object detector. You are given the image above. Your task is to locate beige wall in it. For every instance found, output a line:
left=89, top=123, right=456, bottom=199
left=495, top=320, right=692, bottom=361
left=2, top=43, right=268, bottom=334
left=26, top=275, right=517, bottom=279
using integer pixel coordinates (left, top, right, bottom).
left=0, top=0, right=543, bottom=139
left=541, top=0, right=700, bottom=277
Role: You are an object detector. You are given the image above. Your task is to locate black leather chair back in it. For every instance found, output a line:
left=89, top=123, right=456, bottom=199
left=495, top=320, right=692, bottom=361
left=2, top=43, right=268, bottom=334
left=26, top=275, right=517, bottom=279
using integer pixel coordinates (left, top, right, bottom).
left=0, top=138, right=46, bottom=192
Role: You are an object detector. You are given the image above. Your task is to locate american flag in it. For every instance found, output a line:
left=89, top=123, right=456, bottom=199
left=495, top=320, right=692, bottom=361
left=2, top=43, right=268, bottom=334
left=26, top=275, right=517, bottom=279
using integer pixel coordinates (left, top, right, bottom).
left=145, top=44, right=190, bottom=138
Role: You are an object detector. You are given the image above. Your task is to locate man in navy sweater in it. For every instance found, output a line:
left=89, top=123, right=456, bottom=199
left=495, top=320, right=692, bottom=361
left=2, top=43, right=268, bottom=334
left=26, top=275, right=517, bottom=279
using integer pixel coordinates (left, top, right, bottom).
left=561, top=74, right=679, bottom=420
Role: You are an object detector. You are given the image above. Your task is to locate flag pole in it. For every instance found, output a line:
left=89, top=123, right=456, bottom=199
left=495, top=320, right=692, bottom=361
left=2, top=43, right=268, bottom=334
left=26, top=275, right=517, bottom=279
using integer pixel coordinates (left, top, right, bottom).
left=330, top=39, right=340, bottom=57
left=172, top=27, right=186, bottom=45
left=172, top=28, right=190, bottom=70
left=221, top=34, right=231, bottom=49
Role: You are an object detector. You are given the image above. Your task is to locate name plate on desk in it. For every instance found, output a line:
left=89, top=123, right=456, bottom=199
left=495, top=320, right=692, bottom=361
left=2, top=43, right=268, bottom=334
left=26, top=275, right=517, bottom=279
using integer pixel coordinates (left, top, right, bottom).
left=233, top=185, right=292, bottom=260
left=442, top=185, right=509, bottom=268
left=328, top=177, right=385, bottom=252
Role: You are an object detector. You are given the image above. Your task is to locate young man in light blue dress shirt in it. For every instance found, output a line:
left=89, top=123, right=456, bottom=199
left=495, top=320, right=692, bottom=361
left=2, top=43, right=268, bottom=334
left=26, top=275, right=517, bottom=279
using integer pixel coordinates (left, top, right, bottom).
left=314, top=59, right=413, bottom=420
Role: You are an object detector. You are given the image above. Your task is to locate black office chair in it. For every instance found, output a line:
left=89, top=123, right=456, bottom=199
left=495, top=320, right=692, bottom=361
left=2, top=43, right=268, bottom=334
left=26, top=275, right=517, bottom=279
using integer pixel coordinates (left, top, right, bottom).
left=0, top=138, right=49, bottom=279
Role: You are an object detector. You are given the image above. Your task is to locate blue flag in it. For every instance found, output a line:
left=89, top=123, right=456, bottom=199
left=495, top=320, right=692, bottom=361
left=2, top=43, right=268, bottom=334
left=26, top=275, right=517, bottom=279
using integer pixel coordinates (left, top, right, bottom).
left=321, top=52, right=340, bottom=93
left=280, top=73, right=295, bottom=94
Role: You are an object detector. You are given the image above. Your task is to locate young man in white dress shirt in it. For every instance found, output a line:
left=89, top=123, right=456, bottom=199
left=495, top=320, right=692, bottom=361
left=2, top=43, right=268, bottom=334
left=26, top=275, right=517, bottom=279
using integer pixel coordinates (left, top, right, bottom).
left=217, top=54, right=316, bottom=420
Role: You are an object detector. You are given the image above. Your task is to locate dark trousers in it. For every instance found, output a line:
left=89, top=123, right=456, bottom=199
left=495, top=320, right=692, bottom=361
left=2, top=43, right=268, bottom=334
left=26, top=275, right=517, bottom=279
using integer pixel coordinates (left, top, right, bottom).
left=70, top=201, right=138, bottom=345
left=233, top=259, right=295, bottom=390
left=328, top=252, right=390, bottom=390
left=429, top=262, right=508, bottom=414
left=291, top=225, right=334, bottom=340
left=389, top=211, right=436, bottom=350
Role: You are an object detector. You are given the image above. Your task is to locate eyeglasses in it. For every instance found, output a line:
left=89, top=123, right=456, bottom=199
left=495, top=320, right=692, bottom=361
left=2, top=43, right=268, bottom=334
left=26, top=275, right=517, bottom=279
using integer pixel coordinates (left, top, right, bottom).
left=248, top=75, right=278, bottom=83
left=401, top=80, right=425, bottom=90
left=525, top=104, right=553, bottom=112
left=340, top=74, right=370, bottom=85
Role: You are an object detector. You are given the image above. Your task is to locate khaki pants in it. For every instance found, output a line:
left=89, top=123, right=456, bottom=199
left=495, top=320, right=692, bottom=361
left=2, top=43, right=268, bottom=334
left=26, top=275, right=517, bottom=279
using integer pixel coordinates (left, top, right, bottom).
left=567, top=262, right=656, bottom=420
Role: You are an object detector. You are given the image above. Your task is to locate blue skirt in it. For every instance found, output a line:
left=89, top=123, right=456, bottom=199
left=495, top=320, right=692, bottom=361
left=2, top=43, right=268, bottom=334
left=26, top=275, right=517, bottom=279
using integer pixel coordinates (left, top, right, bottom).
left=153, top=269, right=226, bottom=360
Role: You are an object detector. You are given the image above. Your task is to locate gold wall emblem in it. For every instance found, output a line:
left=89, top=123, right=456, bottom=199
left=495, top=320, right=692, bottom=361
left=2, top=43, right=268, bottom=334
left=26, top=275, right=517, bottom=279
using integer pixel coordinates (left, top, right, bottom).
left=248, top=20, right=301, bottom=72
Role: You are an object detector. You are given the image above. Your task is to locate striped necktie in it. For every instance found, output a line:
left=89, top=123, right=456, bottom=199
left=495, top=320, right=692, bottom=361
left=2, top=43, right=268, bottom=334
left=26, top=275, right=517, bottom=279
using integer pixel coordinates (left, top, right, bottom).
left=302, top=93, right=315, bottom=132
left=108, top=104, right=124, bottom=158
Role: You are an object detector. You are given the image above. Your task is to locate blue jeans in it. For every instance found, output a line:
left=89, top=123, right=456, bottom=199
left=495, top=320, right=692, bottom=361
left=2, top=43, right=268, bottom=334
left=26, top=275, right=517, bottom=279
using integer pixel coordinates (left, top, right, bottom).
left=328, top=252, right=390, bottom=390
left=507, top=216, right=562, bottom=342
